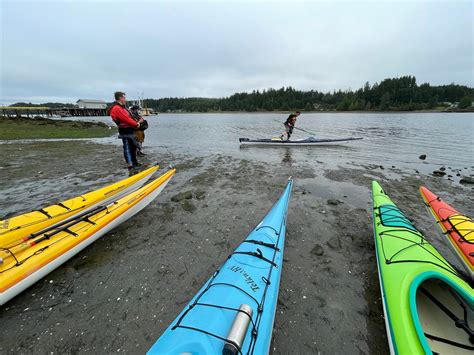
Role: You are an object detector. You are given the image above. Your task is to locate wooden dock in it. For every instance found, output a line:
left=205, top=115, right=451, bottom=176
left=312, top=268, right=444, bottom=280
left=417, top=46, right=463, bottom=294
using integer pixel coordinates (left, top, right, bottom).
left=0, top=106, right=107, bottom=118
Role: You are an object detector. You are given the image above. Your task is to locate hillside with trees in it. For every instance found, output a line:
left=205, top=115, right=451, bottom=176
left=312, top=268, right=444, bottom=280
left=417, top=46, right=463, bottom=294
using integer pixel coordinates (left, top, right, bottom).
left=8, top=76, right=473, bottom=113
left=144, top=76, right=473, bottom=112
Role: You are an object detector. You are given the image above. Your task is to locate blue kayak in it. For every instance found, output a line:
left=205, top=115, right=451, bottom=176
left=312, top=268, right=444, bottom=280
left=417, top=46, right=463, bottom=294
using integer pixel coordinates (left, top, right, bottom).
left=148, top=178, right=293, bottom=355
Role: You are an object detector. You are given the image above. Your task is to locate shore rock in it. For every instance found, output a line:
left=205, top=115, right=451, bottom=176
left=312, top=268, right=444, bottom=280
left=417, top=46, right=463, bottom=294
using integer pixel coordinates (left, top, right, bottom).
left=171, top=191, right=193, bottom=202
left=181, top=200, right=196, bottom=212
left=460, top=176, right=474, bottom=185
left=327, top=237, right=342, bottom=250
left=419, top=154, right=427, bottom=160
left=311, top=244, right=324, bottom=256
left=195, top=190, right=206, bottom=200
left=432, top=170, right=446, bottom=177
left=327, top=199, right=342, bottom=206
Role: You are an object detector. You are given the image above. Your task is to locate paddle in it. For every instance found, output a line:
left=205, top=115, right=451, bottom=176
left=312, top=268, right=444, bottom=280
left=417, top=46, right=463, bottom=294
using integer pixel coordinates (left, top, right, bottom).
left=273, top=119, right=317, bottom=136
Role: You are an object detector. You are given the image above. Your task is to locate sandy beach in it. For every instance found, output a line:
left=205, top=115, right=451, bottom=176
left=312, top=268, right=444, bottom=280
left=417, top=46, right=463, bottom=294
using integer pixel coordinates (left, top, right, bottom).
left=0, top=132, right=472, bottom=353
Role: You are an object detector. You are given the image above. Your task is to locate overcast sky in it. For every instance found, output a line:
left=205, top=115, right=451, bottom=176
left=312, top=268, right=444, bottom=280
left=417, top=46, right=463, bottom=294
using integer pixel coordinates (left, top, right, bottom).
left=1, top=0, right=472, bottom=104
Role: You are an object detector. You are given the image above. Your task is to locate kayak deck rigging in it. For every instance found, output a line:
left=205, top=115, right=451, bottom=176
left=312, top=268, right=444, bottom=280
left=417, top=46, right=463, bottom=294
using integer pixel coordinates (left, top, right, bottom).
left=169, top=223, right=284, bottom=354
left=374, top=197, right=459, bottom=278
left=148, top=178, right=293, bottom=354
left=372, top=182, right=473, bottom=354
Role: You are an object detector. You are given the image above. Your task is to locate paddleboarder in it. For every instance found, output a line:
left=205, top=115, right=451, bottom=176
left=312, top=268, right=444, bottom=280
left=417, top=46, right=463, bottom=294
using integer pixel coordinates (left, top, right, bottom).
left=108, top=92, right=143, bottom=170
left=280, top=111, right=301, bottom=140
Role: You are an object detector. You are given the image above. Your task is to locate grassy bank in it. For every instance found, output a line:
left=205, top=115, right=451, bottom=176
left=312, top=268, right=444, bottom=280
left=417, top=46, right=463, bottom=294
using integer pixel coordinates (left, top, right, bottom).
left=0, top=116, right=114, bottom=140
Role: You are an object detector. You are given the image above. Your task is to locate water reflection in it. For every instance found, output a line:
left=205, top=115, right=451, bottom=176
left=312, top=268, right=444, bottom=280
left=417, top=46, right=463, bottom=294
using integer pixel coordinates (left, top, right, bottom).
left=281, top=148, right=294, bottom=165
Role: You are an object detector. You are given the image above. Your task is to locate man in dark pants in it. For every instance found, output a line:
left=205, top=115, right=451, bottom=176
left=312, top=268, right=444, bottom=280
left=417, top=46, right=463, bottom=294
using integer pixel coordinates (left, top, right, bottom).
left=108, top=92, right=143, bottom=170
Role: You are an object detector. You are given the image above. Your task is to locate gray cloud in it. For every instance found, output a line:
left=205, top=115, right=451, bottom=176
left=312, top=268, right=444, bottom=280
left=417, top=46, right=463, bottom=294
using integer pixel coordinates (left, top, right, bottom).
left=1, top=0, right=472, bottom=104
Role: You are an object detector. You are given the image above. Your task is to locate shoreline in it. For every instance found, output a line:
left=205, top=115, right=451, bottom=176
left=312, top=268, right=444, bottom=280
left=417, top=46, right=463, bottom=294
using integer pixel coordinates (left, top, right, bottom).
left=150, top=109, right=473, bottom=114
left=0, top=116, right=114, bottom=140
left=0, top=139, right=472, bottom=353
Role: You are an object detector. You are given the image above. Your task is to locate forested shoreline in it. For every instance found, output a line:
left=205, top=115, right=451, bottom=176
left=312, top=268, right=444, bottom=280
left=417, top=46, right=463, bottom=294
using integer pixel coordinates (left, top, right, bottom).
left=9, top=76, right=474, bottom=113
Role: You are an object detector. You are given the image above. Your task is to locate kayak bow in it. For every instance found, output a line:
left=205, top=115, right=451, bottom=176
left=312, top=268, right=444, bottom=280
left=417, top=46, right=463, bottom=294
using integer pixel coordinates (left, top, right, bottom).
left=148, top=178, right=293, bottom=355
left=420, top=186, right=474, bottom=280
left=0, top=168, right=175, bottom=305
left=372, top=181, right=473, bottom=355
left=0, top=165, right=159, bottom=248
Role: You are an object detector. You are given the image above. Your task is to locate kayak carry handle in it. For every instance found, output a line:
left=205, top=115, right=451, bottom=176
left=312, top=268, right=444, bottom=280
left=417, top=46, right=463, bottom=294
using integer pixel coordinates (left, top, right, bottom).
left=223, top=304, right=253, bottom=355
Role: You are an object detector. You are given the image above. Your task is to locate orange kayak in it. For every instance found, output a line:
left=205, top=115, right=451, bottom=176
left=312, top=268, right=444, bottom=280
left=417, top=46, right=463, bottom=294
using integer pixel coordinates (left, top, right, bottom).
left=420, top=186, right=473, bottom=280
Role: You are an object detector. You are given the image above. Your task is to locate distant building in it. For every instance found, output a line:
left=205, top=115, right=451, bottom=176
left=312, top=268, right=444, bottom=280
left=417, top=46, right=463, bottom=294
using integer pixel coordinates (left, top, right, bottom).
left=76, top=99, right=107, bottom=109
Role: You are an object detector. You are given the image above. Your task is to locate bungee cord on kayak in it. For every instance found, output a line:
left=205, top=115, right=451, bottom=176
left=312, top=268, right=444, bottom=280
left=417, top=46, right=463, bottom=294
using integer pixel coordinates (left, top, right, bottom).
left=162, top=196, right=287, bottom=354
left=0, top=169, right=176, bottom=305
left=422, top=195, right=474, bottom=244
left=0, top=205, right=113, bottom=272
left=420, top=186, right=474, bottom=281
left=148, top=179, right=293, bottom=355
left=374, top=194, right=461, bottom=278
left=372, top=181, right=473, bottom=354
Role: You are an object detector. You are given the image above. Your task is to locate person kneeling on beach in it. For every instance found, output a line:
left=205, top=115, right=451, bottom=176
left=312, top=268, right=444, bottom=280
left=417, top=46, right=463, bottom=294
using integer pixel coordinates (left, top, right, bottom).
left=108, top=92, right=143, bottom=170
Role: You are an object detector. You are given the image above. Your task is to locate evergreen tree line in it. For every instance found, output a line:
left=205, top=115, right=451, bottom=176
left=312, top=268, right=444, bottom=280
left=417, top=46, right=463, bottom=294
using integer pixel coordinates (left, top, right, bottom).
left=8, top=76, right=472, bottom=112
left=144, top=76, right=472, bottom=112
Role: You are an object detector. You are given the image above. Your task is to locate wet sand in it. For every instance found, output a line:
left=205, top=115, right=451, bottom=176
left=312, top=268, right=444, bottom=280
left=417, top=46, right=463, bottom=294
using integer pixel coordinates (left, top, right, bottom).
left=0, top=140, right=472, bottom=354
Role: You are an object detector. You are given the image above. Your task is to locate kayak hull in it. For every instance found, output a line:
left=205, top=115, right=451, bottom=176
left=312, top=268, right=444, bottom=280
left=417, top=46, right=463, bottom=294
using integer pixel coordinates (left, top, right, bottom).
left=148, top=178, right=293, bottom=355
left=239, top=137, right=362, bottom=147
left=420, top=186, right=474, bottom=280
left=371, top=181, right=473, bottom=354
left=0, top=168, right=175, bottom=305
left=0, top=165, right=159, bottom=248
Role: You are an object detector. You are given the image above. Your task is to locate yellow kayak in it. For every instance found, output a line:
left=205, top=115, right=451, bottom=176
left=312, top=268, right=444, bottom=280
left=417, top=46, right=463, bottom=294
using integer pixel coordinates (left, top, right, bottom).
left=0, top=168, right=175, bottom=305
left=0, top=165, right=158, bottom=248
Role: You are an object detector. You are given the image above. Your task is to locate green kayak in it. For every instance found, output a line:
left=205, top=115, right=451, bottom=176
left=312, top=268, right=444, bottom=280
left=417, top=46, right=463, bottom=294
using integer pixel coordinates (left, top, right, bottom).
left=371, top=181, right=473, bottom=354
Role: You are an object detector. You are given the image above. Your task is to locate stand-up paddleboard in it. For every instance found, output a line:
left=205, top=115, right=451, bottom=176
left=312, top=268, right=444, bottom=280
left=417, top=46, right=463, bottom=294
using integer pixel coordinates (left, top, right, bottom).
left=239, top=136, right=362, bottom=146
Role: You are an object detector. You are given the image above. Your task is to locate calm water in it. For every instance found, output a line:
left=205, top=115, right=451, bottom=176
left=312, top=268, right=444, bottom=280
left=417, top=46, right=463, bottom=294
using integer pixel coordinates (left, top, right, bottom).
left=89, top=112, right=473, bottom=176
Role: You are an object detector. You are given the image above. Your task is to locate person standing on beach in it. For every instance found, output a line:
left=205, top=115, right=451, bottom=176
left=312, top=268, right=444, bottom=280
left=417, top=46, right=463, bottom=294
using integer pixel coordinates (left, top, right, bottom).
left=280, top=111, right=301, bottom=140
left=108, top=92, right=143, bottom=170
left=130, top=105, right=146, bottom=156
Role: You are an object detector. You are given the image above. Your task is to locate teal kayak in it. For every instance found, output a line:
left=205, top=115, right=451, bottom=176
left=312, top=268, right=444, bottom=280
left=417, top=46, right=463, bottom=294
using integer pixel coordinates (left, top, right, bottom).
left=148, top=178, right=293, bottom=354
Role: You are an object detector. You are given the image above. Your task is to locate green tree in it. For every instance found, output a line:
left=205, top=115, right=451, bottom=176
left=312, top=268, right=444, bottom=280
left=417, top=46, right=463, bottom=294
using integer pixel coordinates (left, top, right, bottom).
left=379, top=92, right=391, bottom=110
left=458, top=96, right=472, bottom=109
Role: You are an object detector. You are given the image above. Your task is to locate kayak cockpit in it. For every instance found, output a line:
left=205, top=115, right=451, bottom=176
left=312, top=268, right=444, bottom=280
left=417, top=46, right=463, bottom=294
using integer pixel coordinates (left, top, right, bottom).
left=412, top=275, right=474, bottom=354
